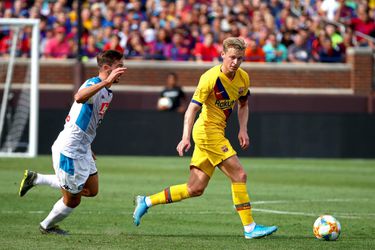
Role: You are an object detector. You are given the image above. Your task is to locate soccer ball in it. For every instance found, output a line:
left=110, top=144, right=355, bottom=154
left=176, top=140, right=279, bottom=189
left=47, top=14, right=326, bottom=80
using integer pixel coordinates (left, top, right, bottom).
left=157, top=97, right=173, bottom=110
left=313, top=215, right=341, bottom=241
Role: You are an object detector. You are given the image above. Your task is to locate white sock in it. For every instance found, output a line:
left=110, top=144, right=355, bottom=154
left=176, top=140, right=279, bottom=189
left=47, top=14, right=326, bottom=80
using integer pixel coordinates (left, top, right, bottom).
left=34, top=174, right=60, bottom=189
left=40, top=198, right=74, bottom=229
left=244, top=222, right=256, bottom=233
left=145, top=196, right=152, bottom=207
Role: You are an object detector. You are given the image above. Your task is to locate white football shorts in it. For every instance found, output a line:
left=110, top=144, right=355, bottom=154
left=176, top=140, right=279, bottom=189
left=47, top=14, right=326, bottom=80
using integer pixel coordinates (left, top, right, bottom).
left=52, top=145, right=97, bottom=194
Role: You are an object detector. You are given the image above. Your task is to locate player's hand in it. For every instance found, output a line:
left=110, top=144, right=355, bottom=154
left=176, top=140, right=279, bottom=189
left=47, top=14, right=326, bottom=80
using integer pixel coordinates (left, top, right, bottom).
left=238, top=130, right=250, bottom=150
left=106, top=67, right=127, bottom=84
left=176, top=139, right=191, bottom=156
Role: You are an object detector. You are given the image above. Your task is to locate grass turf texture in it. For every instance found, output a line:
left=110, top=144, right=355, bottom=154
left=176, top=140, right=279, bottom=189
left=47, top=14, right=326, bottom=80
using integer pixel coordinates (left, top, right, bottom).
left=0, top=156, right=374, bottom=249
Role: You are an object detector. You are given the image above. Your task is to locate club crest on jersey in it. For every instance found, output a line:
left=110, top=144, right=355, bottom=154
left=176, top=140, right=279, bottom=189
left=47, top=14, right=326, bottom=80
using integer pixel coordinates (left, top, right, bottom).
left=238, top=87, right=244, bottom=95
left=221, top=145, right=228, bottom=152
left=99, top=103, right=109, bottom=116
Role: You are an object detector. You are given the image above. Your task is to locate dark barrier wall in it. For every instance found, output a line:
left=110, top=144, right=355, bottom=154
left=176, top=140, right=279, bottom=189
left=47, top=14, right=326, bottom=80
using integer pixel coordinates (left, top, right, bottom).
left=39, top=109, right=375, bottom=158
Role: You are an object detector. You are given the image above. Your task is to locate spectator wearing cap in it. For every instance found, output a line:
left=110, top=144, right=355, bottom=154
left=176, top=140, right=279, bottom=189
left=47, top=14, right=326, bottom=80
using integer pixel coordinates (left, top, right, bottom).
left=43, top=26, right=71, bottom=58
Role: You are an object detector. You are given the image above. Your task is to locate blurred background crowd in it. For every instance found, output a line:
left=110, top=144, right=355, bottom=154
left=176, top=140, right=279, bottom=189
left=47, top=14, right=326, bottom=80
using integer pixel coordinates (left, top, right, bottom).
left=1, top=0, right=375, bottom=63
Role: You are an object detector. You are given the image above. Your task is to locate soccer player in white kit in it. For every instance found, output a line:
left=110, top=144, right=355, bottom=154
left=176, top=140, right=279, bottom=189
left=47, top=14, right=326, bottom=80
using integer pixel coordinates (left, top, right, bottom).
left=18, top=50, right=126, bottom=235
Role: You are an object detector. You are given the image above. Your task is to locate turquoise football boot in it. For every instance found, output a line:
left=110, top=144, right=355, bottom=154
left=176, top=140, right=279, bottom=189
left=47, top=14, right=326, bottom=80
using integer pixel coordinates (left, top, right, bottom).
left=133, top=195, right=148, bottom=226
left=244, top=224, right=278, bottom=239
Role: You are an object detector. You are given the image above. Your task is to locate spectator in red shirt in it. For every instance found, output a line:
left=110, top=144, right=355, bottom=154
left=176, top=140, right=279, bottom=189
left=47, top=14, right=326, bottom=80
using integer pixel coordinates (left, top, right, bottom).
left=43, top=26, right=71, bottom=58
left=193, top=32, right=219, bottom=62
left=245, top=38, right=266, bottom=62
left=103, top=34, right=124, bottom=54
left=350, top=4, right=375, bottom=46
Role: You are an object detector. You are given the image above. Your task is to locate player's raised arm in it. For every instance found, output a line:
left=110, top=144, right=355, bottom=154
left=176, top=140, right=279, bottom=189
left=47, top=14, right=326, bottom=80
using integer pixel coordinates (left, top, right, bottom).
left=176, top=102, right=201, bottom=156
left=237, top=97, right=250, bottom=150
left=74, top=67, right=127, bottom=103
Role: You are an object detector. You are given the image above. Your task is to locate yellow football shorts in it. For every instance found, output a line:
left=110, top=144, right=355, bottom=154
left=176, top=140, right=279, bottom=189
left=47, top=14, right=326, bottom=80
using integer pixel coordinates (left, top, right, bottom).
left=190, top=136, right=237, bottom=177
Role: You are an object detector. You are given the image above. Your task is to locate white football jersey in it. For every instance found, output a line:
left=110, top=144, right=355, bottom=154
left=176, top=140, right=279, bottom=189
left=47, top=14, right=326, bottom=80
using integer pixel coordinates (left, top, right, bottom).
left=53, top=77, right=113, bottom=159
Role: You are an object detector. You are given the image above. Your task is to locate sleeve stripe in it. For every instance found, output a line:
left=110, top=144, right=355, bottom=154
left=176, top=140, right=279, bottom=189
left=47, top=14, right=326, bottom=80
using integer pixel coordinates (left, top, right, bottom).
left=191, top=99, right=202, bottom=106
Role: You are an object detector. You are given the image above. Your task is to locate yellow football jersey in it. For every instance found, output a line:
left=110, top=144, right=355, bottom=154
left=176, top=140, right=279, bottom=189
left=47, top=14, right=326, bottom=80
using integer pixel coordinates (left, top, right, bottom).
left=192, top=64, right=250, bottom=139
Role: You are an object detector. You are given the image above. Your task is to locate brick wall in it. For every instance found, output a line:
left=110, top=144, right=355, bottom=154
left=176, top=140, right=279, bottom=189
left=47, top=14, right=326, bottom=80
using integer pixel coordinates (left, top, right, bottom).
left=0, top=48, right=373, bottom=95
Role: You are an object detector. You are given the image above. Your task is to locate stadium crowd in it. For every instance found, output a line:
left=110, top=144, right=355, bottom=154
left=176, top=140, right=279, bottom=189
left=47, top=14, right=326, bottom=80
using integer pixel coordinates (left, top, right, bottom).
left=0, top=0, right=375, bottom=63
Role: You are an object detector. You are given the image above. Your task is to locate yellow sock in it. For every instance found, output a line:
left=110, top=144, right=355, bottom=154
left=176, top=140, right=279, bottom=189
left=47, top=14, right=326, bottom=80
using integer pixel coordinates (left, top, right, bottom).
left=232, top=182, right=254, bottom=226
left=150, top=184, right=190, bottom=206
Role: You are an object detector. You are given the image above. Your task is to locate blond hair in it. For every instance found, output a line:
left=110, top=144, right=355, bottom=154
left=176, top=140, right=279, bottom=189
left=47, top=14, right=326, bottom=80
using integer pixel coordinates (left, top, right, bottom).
left=222, top=37, right=247, bottom=52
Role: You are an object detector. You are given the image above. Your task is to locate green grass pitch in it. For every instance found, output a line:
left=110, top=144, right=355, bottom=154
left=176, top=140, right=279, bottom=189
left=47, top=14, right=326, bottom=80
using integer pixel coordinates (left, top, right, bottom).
left=0, top=156, right=374, bottom=249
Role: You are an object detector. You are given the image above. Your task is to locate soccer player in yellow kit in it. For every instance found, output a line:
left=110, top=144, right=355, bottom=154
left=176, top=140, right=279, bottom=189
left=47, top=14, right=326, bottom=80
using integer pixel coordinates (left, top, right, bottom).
left=133, top=37, right=278, bottom=239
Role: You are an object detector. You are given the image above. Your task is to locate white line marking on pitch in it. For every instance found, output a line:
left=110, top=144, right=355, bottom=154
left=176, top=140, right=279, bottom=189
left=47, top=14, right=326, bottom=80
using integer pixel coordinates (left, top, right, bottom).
left=252, top=198, right=371, bottom=205
left=3, top=199, right=374, bottom=219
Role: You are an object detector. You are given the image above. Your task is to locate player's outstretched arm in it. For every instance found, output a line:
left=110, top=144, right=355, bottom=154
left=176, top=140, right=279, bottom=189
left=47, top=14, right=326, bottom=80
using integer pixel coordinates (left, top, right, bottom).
left=176, top=102, right=201, bottom=156
left=237, top=99, right=250, bottom=150
left=75, top=67, right=127, bottom=103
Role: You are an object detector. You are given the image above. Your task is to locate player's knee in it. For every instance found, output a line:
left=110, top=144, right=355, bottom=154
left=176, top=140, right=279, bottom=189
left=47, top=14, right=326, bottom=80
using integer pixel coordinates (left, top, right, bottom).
left=189, top=186, right=205, bottom=197
left=81, top=188, right=98, bottom=197
left=88, top=189, right=98, bottom=197
left=64, top=196, right=81, bottom=208
left=238, top=172, right=247, bottom=182
left=232, top=171, right=247, bottom=183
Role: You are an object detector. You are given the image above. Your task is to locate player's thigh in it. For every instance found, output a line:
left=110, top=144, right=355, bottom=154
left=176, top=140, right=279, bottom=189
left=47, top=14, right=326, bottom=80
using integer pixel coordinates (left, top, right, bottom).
left=56, top=151, right=95, bottom=194
left=190, top=145, right=216, bottom=177
left=219, top=155, right=247, bottom=182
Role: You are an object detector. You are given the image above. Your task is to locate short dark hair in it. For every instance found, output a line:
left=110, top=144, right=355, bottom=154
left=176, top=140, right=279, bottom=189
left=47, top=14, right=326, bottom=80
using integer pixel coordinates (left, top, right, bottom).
left=167, top=72, right=178, bottom=80
left=96, top=50, right=123, bottom=67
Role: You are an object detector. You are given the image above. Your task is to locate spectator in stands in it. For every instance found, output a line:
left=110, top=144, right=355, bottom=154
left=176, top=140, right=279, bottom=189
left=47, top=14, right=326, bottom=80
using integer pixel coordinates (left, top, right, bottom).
left=43, top=26, right=71, bottom=59
left=147, top=28, right=172, bottom=60
left=350, top=4, right=375, bottom=46
left=325, top=23, right=343, bottom=49
left=157, top=72, right=186, bottom=113
left=245, top=38, right=266, bottom=62
left=319, top=0, right=340, bottom=21
left=288, top=33, right=312, bottom=62
left=318, top=36, right=343, bottom=62
left=193, top=32, right=220, bottom=62
left=167, top=32, right=191, bottom=61
left=1, top=0, right=375, bottom=61
left=334, top=0, right=356, bottom=25
left=82, top=34, right=100, bottom=60
left=125, top=32, right=146, bottom=60
left=103, top=33, right=124, bottom=54
left=311, top=30, right=328, bottom=62
left=263, top=33, right=288, bottom=62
